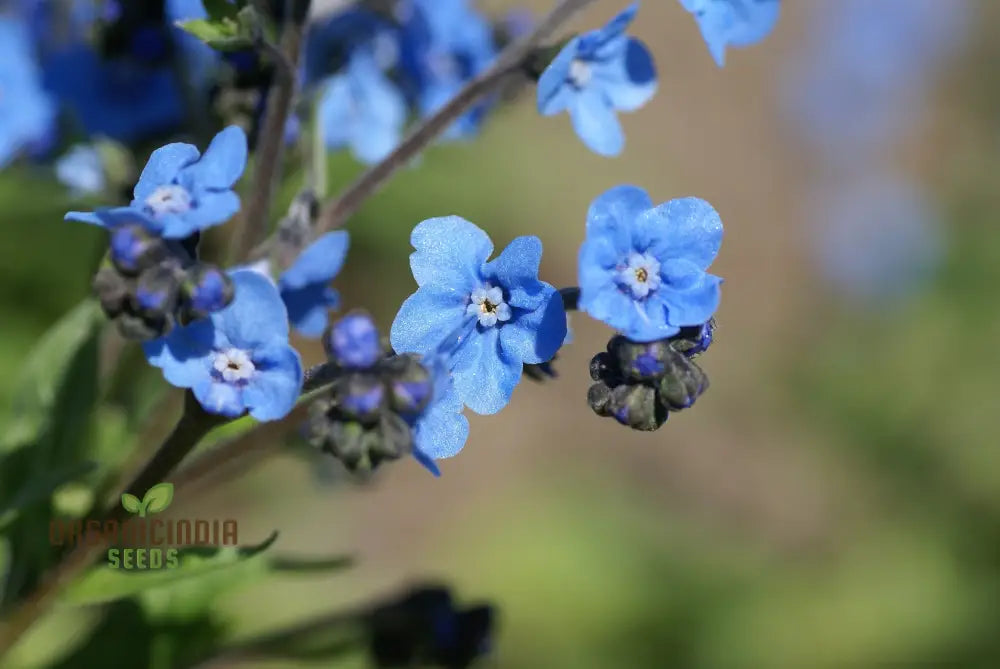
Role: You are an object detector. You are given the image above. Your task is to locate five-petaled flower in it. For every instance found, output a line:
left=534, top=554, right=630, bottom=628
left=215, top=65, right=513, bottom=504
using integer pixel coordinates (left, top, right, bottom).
left=391, top=216, right=567, bottom=415
left=278, top=231, right=351, bottom=338
left=66, top=125, right=248, bottom=238
left=144, top=270, right=303, bottom=420
left=536, top=3, right=656, bottom=157
left=678, top=0, right=781, bottom=67
left=578, top=185, right=724, bottom=342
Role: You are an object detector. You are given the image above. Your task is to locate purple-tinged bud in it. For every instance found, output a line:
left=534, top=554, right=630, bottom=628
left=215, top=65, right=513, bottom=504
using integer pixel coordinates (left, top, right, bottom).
left=671, top=319, right=715, bottom=358
left=92, top=267, right=130, bottom=317
left=610, top=337, right=672, bottom=382
left=325, top=312, right=382, bottom=369
left=134, top=265, right=180, bottom=315
left=182, top=264, right=234, bottom=318
left=609, top=384, right=666, bottom=431
left=657, top=355, right=709, bottom=412
left=339, top=374, right=386, bottom=424
left=109, top=224, right=165, bottom=275
left=388, top=358, right=433, bottom=416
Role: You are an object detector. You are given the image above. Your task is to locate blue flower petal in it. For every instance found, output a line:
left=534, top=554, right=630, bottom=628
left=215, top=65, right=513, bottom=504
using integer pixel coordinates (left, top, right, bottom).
left=193, top=378, right=246, bottom=418
left=282, top=285, right=338, bottom=338
left=215, top=270, right=291, bottom=350
left=243, top=342, right=303, bottom=421
left=155, top=190, right=241, bottom=238
left=500, top=287, right=566, bottom=365
left=569, top=87, right=624, bottom=156
left=595, top=2, right=639, bottom=45
left=536, top=36, right=580, bottom=116
left=482, top=236, right=546, bottom=311
left=586, top=184, right=652, bottom=250
left=182, top=125, right=248, bottom=190
left=638, top=196, right=723, bottom=270
left=657, top=259, right=723, bottom=326
left=279, top=231, right=350, bottom=290
left=413, top=385, right=469, bottom=460
left=451, top=326, right=521, bottom=415
left=142, top=319, right=215, bottom=389
left=409, top=216, right=493, bottom=289
left=595, top=38, right=657, bottom=112
left=390, top=284, right=468, bottom=355
left=64, top=211, right=106, bottom=227
left=133, top=142, right=200, bottom=202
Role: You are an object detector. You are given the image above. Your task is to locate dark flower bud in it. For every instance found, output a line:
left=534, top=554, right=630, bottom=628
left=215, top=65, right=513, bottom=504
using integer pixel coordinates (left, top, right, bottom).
left=386, top=357, right=433, bottom=416
left=324, top=312, right=382, bottom=369
left=610, top=336, right=673, bottom=382
left=181, top=264, right=234, bottom=319
left=115, top=311, right=173, bottom=341
left=609, top=384, right=667, bottom=431
left=587, top=381, right=614, bottom=416
left=92, top=267, right=130, bottom=317
left=338, top=373, right=386, bottom=425
left=109, top=224, right=166, bottom=275
left=438, top=605, right=496, bottom=669
left=133, top=264, right=181, bottom=316
left=657, top=355, right=710, bottom=411
left=589, top=351, right=616, bottom=382
left=670, top=319, right=715, bottom=358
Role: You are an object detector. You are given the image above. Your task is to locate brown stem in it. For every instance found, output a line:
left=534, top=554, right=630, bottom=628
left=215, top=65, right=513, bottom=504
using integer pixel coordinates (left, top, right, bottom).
left=0, top=393, right=225, bottom=658
left=232, top=0, right=312, bottom=261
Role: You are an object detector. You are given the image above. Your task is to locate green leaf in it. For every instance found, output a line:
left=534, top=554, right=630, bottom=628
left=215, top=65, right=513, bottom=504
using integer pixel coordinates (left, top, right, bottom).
left=0, top=460, right=96, bottom=532
left=176, top=17, right=253, bottom=51
left=141, top=482, right=174, bottom=515
left=121, top=493, right=142, bottom=515
left=0, top=299, right=104, bottom=454
left=62, top=531, right=280, bottom=606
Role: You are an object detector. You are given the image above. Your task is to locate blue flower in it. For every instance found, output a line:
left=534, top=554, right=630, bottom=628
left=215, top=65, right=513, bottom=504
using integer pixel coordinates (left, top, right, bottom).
left=578, top=185, right=724, bottom=342
left=318, top=52, right=407, bottom=164
left=303, top=7, right=399, bottom=85
left=678, top=0, right=781, bottom=67
left=66, top=126, right=248, bottom=238
left=536, top=3, right=656, bottom=157
left=144, top=270, right=303, bottom=420
left=325, top=312, right=381, bottom=369
left=278, top=231, right=351, bottom=338
left=391, top=216, right=567, bottom=415
left=0, top=16, right=56, bottom=168
left=55, top=145, right=105, bottom=195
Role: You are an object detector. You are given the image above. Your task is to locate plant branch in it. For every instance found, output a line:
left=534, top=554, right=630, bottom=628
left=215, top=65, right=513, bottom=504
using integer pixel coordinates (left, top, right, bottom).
left=0, top=393, right=225, bottom=659
left=233, top=0, right=312, bottom=261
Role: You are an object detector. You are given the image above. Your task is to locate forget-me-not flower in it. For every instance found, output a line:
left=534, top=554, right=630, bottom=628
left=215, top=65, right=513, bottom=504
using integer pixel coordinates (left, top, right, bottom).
left=318, top=52, right=407, bottom=164
left=144, top=270, right=303, bottom=420
left=391, top=216, right=567, bottom=415
left=55, top=145, right=105, bottom=196
left=66, top=125, right=248, bottom=238
left=536, top=3, right=656, bottom=156
left=278, top=231, right=351, bottom=338
left=0, top=16, right=56, bottom=168
left=679, top=0, right=780, bottom=67
left=578, top=185, right=723, bottom=342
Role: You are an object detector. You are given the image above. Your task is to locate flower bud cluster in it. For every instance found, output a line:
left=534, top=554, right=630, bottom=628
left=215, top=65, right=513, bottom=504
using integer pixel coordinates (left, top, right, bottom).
left=587, top=320, right=714, bottom=431
left=306, top=313, right=436, bottom=472
left=92, top=224, right=233, bottom=340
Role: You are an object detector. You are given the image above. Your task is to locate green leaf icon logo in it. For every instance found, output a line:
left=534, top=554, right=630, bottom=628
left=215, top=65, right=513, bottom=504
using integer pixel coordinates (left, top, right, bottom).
left=121, top=493, right=141, bottom=515
left=141, top=483, right=174, bottom=516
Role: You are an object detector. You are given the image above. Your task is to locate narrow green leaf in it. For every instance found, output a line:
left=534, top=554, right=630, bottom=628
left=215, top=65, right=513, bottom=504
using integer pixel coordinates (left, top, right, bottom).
left=62, top=531, right=280, bottom=606
left=176, top=18, right=253, bottom=51
left=120, top=493, right=141, bottom=515
left=141, top=482, right=174, bottom=515
left=269, top=554, right=355, bottom=573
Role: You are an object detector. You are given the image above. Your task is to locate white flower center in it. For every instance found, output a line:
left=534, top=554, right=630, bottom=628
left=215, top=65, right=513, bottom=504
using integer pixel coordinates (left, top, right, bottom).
left=145, top=184, right=193, bottom=217
left=466, top=285, right=512, bottom=328
left=213, top=348, right=256, bottom=383
left=568, top=59, right=592, bottom=87
left=618, top=252, right=662, bottom=299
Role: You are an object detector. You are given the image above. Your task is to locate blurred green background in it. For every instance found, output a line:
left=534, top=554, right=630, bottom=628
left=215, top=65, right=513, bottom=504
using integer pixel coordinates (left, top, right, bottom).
left=3, top=0, right=1000, bottom=667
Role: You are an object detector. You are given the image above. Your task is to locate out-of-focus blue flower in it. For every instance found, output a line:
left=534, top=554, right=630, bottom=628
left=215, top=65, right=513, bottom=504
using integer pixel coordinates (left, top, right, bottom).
left=782, top=0, right=969, bottom=160
left=578, top=185, right=724, bottom=342
left=318, top=52, right=407, bottom=164
left=55, top=145, right=105, bottom=195
left=678, top=0, right=780, bottom=67
left=398, top=0, right=497, bottom=138
left=536, top=3, right=656, bottom=156
left=42, top=43, right=184, bottom=143
left=391, top=216, right=567, bottom=415
left=810, top=173, right=944, bottom=304
left=0, top=16, right=57, bottom=168
left=303, top=7, right=399, bottom=85
left=66, top=126, right=248, bottom=238
left=278, top=231, right=350, bottom=338
left=166, top=0, right=219, bottom=93
left=144, top=270, right=303, bottom=420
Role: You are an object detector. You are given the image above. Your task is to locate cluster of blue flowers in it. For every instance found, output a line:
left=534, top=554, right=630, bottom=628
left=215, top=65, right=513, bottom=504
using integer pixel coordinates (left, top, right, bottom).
left=31, top=0, right=781, bottom=475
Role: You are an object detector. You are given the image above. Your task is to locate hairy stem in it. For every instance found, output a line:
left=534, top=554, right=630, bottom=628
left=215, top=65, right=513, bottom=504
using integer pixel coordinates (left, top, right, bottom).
left=0, top=393, right=224, bottom=658
left=233, top=0, right=312, bottom=261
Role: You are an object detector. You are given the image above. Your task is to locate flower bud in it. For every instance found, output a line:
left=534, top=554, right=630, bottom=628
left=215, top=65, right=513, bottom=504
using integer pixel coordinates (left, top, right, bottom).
left=386, top=357, right=433, bottom=416
left=657, top=355, right=709, bottom=411
left=587, top=381, right=614, bottom=416
left=182, top=264, right=234, bottom=318
left=324, top=311, right=382, bottom=369
left=134, top=264, right=181, bottom=316
left=109, top=224, right=166, bottom=275
left=589, top=351, right=616, bottom=382
left=92, top=267, right=130, bottom=317
left=337, top=373, right=386, bottom=425
left=670, top=319, right=715, bottom=358
left=609, top=384, right=667, bottom=431
left=609, top=336, right=672, bottom=382
left=115, top=311, right=173, bottom=341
